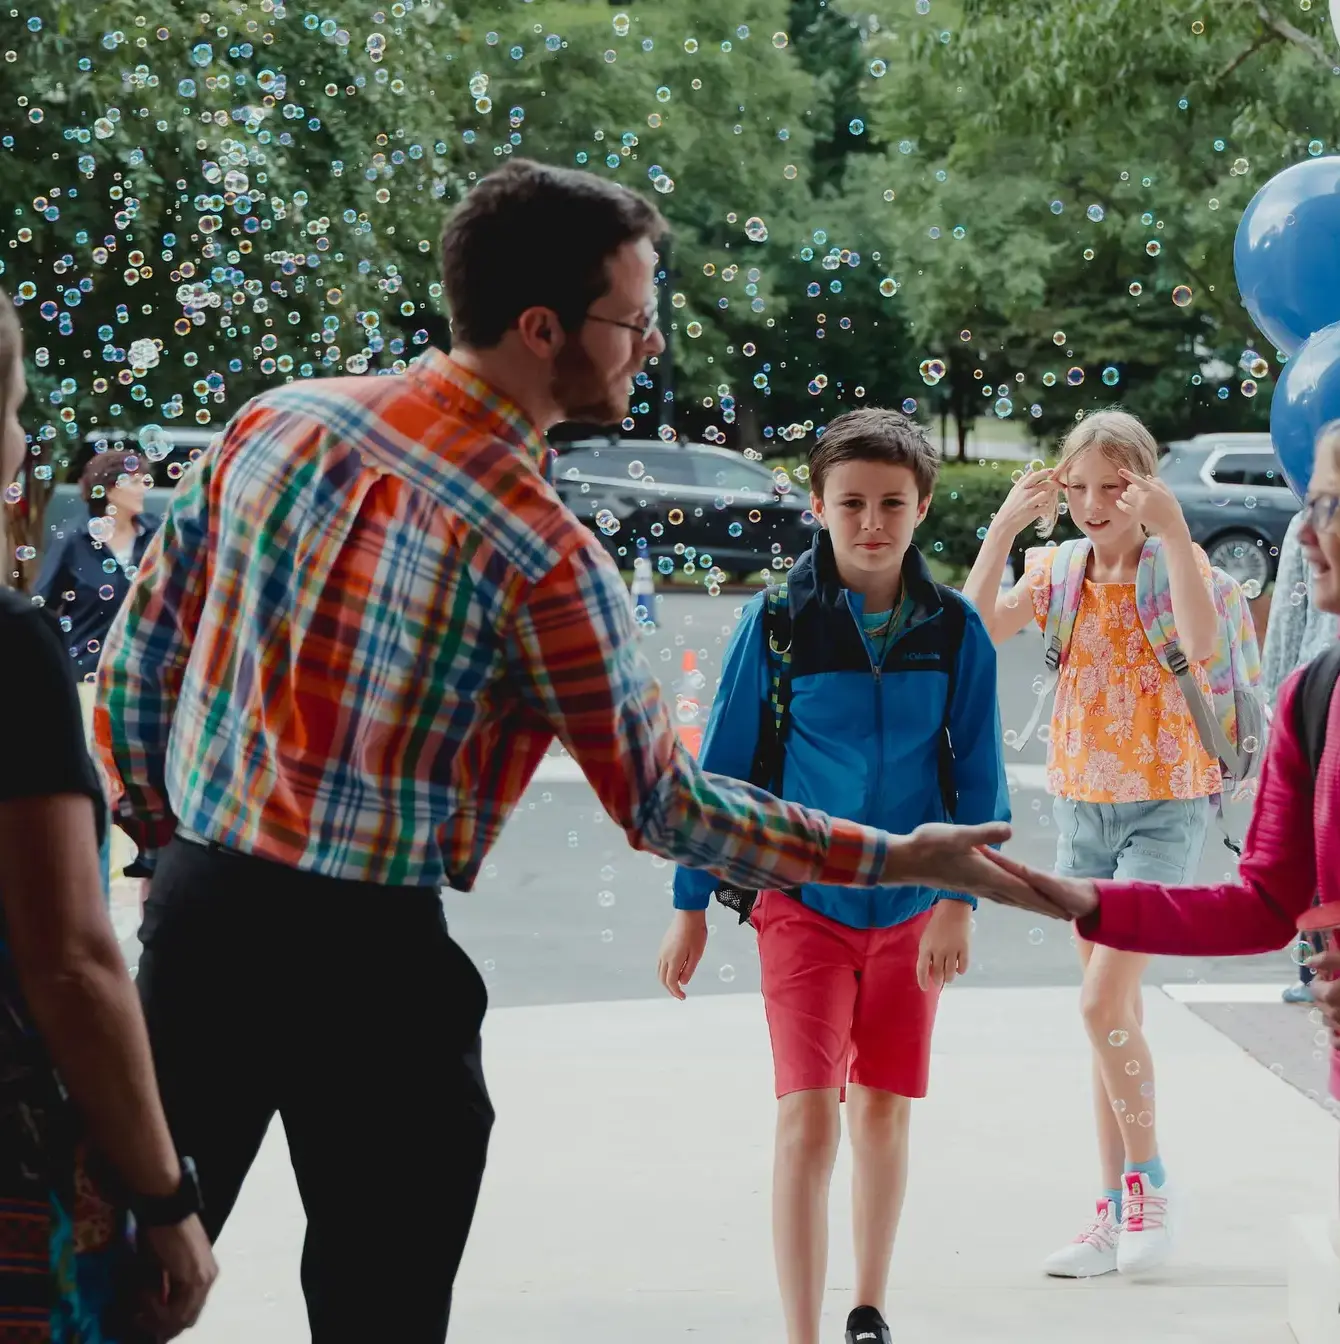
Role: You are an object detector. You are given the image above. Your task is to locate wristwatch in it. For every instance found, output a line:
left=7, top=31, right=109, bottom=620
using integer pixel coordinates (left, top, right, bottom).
left=130, top=1157, right=204, bottom=1227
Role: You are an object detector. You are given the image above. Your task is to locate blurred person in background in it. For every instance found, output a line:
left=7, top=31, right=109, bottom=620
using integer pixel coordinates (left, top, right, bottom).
left=35, top=450, right=161, bottom=898
left=1260, top=507, right=1339, bottom=1003
left=0, top=287, right=216, bottom=1339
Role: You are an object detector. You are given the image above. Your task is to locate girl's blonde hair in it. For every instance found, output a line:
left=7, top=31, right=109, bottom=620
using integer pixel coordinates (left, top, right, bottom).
left=1038, top=408, right=1160, bottom=537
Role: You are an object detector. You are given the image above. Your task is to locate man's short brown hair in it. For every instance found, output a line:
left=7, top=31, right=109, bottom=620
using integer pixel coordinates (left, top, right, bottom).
left=80, top=449, right=136, bottom=518
left=440, top=159, right=668, bottom=349
left=808, top=408, right=940, bottom=499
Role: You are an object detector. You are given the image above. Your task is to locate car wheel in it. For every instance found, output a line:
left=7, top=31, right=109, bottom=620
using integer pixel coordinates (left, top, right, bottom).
left=1205, top=531, right=1271, bottom=588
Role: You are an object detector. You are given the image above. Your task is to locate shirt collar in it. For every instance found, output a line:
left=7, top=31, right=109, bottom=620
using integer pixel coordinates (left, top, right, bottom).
left=406, top=347, right=552, bottom=475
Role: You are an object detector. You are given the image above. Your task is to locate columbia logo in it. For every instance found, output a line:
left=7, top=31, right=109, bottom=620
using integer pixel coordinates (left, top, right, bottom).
left=901, top=651, right=937, bottom=662
left=855, top=1334, right=877, bottom=1342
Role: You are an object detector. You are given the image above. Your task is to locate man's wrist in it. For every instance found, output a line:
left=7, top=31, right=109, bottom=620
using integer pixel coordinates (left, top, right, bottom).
left=881, top=834, right=918, bottom=885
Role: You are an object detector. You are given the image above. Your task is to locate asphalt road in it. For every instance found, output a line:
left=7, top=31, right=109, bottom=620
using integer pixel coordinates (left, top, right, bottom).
left=436, top=589, right=1295, bottom=1009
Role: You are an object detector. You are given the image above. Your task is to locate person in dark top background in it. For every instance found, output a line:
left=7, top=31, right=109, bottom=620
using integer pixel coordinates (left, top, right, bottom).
left=0, top=285, right=216, bottom=1340
left=33, top=449, right=161, bottom=897
left=35, top=449, right=161, bottom=683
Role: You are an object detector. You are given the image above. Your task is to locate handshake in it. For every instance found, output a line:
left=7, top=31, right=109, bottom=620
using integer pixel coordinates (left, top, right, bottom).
left=882, top=820, right=1099, bottom=921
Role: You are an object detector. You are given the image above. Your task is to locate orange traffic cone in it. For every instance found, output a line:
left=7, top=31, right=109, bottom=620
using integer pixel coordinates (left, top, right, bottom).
left=675, top=649, right=704, bottom=756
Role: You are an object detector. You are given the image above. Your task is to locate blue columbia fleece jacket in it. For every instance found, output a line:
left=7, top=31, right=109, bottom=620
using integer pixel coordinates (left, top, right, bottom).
left=673, top=533, right=1010, bottom=930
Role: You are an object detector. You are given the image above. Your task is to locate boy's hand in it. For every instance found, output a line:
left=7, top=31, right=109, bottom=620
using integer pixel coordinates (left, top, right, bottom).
left=657, top=909, right=709, bottom=1000
left=917, top=899, right=972, bottom=991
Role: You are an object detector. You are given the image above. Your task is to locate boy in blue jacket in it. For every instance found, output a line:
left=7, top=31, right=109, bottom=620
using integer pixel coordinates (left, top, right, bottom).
left=657, top=408, right=1009, bottom=1344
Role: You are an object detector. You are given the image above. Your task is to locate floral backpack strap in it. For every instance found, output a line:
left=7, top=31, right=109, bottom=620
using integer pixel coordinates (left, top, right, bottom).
left=1013, top=539, right=1088, bottom=751
left=1135, top=537, right=1239, bottom=769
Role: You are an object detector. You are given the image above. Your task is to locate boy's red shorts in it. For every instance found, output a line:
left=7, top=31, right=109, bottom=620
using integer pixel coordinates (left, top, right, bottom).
left=750, top=888, right=941, bottom=1100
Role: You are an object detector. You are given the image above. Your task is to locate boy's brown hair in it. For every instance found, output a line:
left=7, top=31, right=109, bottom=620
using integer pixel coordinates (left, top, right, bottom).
left=80, top=449, right=137, bottom=518
left=808, top=407, right=940, bottom=499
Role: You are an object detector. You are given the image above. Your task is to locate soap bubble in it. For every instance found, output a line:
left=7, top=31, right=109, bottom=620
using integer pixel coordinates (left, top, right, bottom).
left=744, top=216, right=769, bottom=242
left=1172, top=285, right=1193, bottom=307
left=1066, top=367, right=1085, bottom=386
left=1124, top=1060, right=1140, bottom=1075
left=1028, top=927, right=1044, bottom=946
left=719, top=964, right=736, bottom=983
left=1108, top=1029, right=1130, bottom=1047
left=595, top=509, right=621, bottom=535
left=1086, top=204, right=1105, bottom=222
left=772, top=31, right=789, bottom=47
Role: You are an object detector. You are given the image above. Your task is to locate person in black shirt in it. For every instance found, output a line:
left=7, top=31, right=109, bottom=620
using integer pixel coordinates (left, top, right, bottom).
left=0, top=285, right=216, bottom=1339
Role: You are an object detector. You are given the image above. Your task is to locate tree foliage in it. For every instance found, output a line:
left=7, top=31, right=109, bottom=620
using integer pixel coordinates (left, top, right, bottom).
left=3, top=0, right=1339, bottom=585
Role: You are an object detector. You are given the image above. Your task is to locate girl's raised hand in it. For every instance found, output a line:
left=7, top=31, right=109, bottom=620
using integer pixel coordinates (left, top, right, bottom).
left=990, top=467, right=1059, bottom=540
left=1115, top=467, right=1187, bottom=538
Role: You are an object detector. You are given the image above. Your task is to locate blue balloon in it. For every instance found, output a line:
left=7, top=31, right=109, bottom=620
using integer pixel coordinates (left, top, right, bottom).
left=1235, top=156, right=1340, bottom=357
left=1269, top=319, right=1340, bottom=497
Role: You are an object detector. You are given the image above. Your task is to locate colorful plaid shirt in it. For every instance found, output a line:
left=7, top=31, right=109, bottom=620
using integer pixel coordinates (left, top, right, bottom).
left=94, top=350, right=891, bottom=891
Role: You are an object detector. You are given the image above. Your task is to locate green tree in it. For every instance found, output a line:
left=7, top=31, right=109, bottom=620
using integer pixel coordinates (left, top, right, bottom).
left=2, top=0, right=464, bottom=585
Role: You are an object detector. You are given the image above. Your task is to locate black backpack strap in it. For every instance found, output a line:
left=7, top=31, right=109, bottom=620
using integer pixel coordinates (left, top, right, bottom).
left=1294, top=643, right=1340, bottom=779
left=748, top=583, right=794, bottom=793
left=934, top=588, right=969, bottom=820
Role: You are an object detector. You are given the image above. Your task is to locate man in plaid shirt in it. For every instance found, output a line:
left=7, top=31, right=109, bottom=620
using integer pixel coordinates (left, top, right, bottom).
left=95, top=160, right=1025, bottom=1340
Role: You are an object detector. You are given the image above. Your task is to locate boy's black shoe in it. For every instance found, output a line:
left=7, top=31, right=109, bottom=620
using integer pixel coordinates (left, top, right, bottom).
left=845, top=1305, right=892, bottom=1344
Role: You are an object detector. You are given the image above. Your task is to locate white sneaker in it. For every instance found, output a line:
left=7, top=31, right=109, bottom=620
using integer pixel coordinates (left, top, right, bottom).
left=1043, top=1197, right=1120, bottom=1278
left=1116, top=1170, right=1172, bottom=1274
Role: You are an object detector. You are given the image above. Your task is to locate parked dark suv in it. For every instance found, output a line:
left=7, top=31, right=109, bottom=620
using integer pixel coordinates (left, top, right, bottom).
left=552, top=437, right=818, bottom=581
left=1158, top=432, right=1298, bottom=589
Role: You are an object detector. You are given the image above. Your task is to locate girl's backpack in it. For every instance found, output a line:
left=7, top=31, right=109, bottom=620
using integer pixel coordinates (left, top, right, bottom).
left=1014, top=536, right=1268, bottom=831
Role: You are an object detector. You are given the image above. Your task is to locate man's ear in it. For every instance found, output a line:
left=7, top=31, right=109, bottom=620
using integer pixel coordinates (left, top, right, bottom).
left=916, top=492, right=933, bottom=525
left=514, top=306, right=563, bottom=358
left=809, top=491, right=825, bottom=527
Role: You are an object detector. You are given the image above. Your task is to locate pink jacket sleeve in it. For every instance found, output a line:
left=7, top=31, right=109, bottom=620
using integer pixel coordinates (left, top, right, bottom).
left=1075, top=670, right=1318, bottom=955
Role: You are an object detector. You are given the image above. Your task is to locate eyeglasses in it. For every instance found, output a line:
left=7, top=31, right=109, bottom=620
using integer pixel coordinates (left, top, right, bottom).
left=585, top=311, right=659, bottom=342
left=1302, top=491, right=1340, bottom=534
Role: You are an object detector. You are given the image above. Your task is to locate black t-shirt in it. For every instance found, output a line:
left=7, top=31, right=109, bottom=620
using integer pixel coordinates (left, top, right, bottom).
left=0, top=587, right=107, bottom=846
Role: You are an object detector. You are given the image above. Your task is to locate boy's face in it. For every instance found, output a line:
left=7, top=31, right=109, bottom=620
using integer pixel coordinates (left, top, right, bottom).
left=811, top=460, right=929, bottom=585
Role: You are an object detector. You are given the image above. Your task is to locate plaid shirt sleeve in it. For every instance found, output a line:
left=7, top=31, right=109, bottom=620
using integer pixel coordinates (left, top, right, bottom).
left=506, top=538, right=891, bottom=893
left=93, top=447, right=215, bottom=841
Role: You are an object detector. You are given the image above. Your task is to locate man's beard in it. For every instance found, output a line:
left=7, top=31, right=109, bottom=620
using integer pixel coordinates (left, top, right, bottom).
left=551, top=338, right=629, bottom=426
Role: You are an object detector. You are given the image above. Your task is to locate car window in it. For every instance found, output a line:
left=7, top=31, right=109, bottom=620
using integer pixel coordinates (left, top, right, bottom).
left=637, top=449, right=697, bottom=486
left=1206, top=451, right=1283, bottom=488
left=555, top=447, right=611, bottom=480
left=692, top=453, right=775, bottom=493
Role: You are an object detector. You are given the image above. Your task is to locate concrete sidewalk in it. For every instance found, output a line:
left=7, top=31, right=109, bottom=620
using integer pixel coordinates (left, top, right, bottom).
left=190, top=987, right=1333, bottom=1343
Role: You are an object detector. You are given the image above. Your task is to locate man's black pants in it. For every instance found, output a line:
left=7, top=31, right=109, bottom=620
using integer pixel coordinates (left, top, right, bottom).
left=136, top=836, right=494, bottom=1342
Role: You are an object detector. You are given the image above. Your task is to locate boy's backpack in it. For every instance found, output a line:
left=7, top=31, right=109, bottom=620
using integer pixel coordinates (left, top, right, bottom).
left=713, top=583, right=966, bottom=925
left=1295, top=643, right=1340, bottom=779
left=1014, top=536, right=1267, bottom=845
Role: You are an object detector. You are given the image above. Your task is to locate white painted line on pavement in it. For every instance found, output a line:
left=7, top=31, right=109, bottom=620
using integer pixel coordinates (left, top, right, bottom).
left=1162, top=983, right=1293, bottom=1004
left=530, top=754, right=1053, bottom=790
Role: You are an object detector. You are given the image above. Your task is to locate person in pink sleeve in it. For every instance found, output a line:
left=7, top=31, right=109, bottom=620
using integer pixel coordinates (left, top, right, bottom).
left=981, top=421, right=1340, bottom=1109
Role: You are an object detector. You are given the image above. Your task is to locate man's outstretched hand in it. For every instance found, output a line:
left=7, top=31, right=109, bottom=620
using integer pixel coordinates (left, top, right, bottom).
left=881, top=822, right=1052, bottom=910
left=979, top=848, right=1100, bottom=922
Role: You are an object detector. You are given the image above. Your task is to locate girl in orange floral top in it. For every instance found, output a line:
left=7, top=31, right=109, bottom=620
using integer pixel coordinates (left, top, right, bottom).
left=964, top=410, right=1222, bottom=1283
